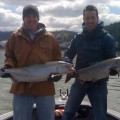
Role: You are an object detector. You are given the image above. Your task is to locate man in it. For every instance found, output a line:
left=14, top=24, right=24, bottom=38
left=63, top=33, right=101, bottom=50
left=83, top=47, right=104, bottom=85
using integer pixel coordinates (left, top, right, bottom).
left=1, top=5, right=62, bottom=120
left=61, top=5, right=116, bottom=120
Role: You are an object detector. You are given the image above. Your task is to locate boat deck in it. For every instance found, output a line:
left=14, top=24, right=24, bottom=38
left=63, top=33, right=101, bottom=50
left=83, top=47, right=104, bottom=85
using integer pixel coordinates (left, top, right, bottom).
left=1, top=105, right=120, bottom=120
left=0, top=90, right=120, bottom=120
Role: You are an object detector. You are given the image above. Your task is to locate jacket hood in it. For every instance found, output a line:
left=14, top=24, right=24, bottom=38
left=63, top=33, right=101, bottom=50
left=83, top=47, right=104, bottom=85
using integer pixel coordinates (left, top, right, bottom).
left=82, top=21, right=108, bottom=39
left=82, top=21, right=104, bottom=31
left=22, top=22, right=46, bottom=34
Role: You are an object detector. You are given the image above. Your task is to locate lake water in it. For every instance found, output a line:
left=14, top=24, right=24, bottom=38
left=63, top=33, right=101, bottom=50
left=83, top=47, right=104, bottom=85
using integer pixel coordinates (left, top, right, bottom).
left=0, top=49, right=120, bottom=115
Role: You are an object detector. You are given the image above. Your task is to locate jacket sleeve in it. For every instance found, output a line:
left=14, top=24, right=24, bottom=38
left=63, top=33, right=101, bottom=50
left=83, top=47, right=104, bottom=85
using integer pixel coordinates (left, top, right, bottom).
left=103, top=33, right=116, bottom=59
left=4, top=33, right=17, bottom=67
left=63, top=34, right=78, bottom=63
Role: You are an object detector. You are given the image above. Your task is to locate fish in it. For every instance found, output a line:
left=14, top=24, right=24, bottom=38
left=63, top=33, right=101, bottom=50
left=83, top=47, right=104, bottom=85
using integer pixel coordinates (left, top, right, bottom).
left=65, top=57, right=120, bottom=83
left=0, top=61, right=72, bottom=82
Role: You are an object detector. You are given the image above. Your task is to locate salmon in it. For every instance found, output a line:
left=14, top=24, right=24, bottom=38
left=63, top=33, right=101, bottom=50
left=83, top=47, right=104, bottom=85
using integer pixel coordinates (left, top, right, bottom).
left=65, top=57, right=120, bottom=83
left=0, top=61, right=72, bottom=82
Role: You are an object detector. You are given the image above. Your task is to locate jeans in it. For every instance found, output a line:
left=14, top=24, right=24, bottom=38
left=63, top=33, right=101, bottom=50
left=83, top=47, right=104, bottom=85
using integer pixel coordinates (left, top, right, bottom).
left=61, top=79, right=108, bottom=120
left=13, top=94, right=55, bottom=120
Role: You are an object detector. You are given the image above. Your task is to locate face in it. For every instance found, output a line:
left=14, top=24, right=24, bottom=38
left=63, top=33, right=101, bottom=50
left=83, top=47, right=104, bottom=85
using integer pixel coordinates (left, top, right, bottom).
left=83, top=10, right=99, bottom=32
left=23, top=14, right=39, bottom=32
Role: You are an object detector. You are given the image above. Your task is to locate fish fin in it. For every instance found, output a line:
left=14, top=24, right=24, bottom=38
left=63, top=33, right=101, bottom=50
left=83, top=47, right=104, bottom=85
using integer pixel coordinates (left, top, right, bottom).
left=29, top=83, right=34, bottom=88
left=79, top=80, right=85, bottom=85
left=92, top=78, right=98, bottom=83
left=11, top=77, right=19, bottom=83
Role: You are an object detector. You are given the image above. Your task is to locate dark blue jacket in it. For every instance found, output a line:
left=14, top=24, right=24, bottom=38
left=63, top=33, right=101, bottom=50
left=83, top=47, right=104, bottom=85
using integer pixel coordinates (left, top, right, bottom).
left=64, top=21, right=116, bottom=71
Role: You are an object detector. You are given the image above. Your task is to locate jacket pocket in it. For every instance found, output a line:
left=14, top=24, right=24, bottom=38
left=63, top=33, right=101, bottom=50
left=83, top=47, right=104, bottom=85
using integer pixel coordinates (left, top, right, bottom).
left=39, top=42, right=53, bottom=59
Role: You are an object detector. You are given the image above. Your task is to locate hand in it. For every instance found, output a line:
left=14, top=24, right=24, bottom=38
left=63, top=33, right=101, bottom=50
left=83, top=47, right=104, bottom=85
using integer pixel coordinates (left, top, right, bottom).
left=65, top=67, right=78, bottom=83
left=1, top=73, right=12, bottom=78
left=48, top=73, right=62, bottom=82
left=109, top=68, right=118, bottom=76
left=67, top=67, right=76, bottom=76
left=0, top=65, right=12, bottom=78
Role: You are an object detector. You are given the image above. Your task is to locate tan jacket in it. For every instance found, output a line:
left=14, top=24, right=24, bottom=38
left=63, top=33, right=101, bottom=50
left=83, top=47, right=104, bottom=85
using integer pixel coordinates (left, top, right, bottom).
left=5, top=27, right=62, bottom=96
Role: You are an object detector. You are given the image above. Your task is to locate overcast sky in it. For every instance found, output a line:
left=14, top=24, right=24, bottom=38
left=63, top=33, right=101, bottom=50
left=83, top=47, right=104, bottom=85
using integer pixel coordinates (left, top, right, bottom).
left=0, top=0, right=120, bottom=32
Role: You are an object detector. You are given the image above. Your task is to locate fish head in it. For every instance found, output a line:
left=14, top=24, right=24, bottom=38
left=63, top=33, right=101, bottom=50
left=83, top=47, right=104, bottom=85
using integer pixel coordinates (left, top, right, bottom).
left=57, top=61, right=73, bottom=74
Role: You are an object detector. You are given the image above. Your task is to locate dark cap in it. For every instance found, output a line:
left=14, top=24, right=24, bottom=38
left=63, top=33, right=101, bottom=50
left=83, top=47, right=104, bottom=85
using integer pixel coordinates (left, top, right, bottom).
left=23, top=5, right=39, bottom=19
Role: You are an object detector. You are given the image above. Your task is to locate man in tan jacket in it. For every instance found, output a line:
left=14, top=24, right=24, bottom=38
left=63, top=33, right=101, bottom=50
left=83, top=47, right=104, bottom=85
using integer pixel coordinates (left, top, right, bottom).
left=1, top=4, right=62, bottom=120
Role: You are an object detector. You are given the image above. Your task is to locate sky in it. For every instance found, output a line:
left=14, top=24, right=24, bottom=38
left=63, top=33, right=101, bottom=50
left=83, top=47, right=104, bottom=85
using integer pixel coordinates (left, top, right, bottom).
left=0, top=0, right=120, bottom=32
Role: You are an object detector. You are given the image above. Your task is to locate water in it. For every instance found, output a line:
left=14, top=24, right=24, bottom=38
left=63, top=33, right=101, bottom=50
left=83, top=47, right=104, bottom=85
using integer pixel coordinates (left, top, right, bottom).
left=0, top=50, right=120, bottom=115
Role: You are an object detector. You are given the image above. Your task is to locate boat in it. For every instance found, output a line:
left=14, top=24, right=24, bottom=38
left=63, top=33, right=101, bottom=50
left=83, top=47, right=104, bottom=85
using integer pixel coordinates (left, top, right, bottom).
left=0, top=89, right=120, bottom=120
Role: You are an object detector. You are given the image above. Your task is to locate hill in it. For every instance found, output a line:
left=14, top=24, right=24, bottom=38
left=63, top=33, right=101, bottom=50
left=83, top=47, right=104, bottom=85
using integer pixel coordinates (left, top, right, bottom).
left=0, top=30, right=77, bottom=43
left=104, top=22, right=120, bottom=41
left=104, top=22, right=120, bottom=46
left=0, top=21, right=120, bottom=48
left=52, top=30, right=77, bottom=43
left=0, top=31, right=12, bottom=41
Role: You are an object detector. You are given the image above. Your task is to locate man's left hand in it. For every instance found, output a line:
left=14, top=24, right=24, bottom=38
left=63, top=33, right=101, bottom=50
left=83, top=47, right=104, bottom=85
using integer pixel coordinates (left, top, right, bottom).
left=48, top=73, right=62, bottom=82
left=109, top=68, right=118, bottom=76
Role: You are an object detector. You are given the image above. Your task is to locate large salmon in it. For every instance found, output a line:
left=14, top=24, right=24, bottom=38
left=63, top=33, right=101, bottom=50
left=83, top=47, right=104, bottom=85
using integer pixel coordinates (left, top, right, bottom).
left=0, top=61, right=72, bottom=82
left=65, top=57, right=120, bottom=83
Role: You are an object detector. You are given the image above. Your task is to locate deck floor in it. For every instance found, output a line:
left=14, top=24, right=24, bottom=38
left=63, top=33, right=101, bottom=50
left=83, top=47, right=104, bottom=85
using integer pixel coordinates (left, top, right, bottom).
left=0, top=105, right=119, bottom=120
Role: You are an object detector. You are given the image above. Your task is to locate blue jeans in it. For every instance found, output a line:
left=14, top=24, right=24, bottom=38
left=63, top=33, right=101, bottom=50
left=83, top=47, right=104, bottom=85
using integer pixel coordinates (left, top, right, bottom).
left=13, top=94, right=55, bottom=120
left=61, top=79, right=107, bottom=120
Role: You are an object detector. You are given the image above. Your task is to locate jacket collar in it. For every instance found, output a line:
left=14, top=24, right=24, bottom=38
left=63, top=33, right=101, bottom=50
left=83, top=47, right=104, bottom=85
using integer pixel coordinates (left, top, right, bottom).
left=82, top=21, right=107, bottom=39
left=17, top=23, right=49, bottom=39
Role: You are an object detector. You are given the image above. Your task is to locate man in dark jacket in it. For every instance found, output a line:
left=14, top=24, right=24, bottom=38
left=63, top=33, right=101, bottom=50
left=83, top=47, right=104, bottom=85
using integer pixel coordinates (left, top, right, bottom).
left=61, top=5, right=116, bottom=120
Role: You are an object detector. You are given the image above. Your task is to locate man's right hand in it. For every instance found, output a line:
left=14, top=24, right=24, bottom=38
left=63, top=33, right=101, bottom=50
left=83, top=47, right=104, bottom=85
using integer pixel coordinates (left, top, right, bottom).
left=0, top=65, right=12, bottom=78
left=65, top=67, right=76, bottom=83
left=1, top=72, right=12, bottom=78
left=65, top=68, right=86, bottom=84
left=0, top=67, right=17, bottom=83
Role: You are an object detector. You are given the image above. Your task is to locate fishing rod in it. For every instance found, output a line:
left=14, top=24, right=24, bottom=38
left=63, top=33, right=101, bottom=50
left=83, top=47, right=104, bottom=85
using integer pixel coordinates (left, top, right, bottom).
left=55, top=25, right=72, bottom=38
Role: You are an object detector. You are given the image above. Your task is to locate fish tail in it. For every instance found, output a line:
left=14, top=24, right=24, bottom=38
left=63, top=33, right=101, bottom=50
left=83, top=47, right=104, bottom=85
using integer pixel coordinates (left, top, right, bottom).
left=74, top=72, right=79, bottom=79
left=65, top=72, right=79, bottom=83
left=65, top=74, right=72, bottom=83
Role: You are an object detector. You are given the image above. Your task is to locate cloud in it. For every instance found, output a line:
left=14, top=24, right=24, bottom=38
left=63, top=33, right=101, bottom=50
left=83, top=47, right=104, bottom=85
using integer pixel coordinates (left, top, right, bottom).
left=39, top=1, right=84, bottom=17
left=109, top=0, right=120, bottom=8
left=100, top=13, right=120, bottom=25
left=0, top=8, right=21, bottom=31
left=0, top=0, right=119, bottom=32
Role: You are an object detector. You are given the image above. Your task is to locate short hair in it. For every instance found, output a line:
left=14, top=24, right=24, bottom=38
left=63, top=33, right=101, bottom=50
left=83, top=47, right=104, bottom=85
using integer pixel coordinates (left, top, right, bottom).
left=83, top=5, right=98, bottom=16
